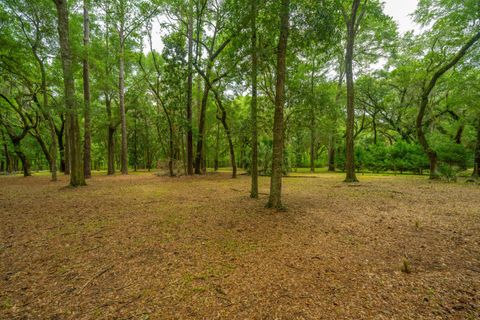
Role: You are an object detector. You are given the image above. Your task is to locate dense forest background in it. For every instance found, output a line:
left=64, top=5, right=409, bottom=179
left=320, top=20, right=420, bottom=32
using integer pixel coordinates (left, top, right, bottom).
left=0, top=0, right=479, bottom=191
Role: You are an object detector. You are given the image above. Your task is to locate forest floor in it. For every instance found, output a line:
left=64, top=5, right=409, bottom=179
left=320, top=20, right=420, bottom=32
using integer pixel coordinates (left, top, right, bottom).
left=0, top=171, right=479, bottom=319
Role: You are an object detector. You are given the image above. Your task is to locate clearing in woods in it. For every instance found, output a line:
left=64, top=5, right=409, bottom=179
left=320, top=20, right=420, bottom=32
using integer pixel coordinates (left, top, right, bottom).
left=0, top=172, right=479, bottom=319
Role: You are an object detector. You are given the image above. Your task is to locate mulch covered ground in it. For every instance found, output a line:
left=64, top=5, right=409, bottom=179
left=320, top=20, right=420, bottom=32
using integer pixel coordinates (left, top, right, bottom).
left=0, top=172, right=479, bottom=319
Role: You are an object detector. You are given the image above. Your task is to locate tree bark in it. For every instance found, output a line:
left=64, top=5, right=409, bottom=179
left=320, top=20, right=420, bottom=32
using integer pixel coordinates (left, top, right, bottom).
left=1, top=130, right=11, bottom=174
left=186, top=0, right=194, bottom=175
left=195, top=78, right=210, bottom=174
left=106, top=95, right=116, bottom=175
left=473, top=119, right=480, bottom=178
left=212, top=89, right=236, bottom=178
left=54, top=0, right=85, bottom=186
left=119, top=27, right=128, bottom=175
left=64, top=125, right=70, bottom=174
left=214, top=122, right=219, bottom=171
left=344, top=0, right=360, bottom=183
left=14, top=142, right=30, bottom=177
left=55, top=115, right=65, bottom=172
left=267, top=0, right=289, bottom=210
left=83, top=0, right=92, bottom=178
left=250, top=0, right=259, bottom=197
left=309, top=56, right=316, bottom=173
left=328, top=136, right=335, bottom=172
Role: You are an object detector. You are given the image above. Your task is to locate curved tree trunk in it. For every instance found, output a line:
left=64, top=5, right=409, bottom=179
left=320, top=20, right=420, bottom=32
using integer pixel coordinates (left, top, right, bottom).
left=212, top=89, right=236, bottom=178
left=13, top=142, right=30, bottom=177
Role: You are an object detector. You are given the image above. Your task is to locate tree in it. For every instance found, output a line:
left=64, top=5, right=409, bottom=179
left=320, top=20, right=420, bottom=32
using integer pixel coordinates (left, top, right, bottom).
left=341, top=0, right=364, bottom=183
left=250, top=0, right=259, bottom=198
left=83, top=0, right=92, bottom=178
left=413, top=0, right=480, bottom=179
left=267, top=0, right=289, bottom=210
left=186, top=0, right=194, bottom=175
left=53, top=0, right=85, bottom=186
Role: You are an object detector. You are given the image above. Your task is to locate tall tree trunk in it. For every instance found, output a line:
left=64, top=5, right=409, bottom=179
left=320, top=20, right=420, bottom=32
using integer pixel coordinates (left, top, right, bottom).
left=54, top=0, right=85, bottom=186
left=344, top=0, right=360, bottom=183
left=309, top=56, right=316, bottom=173
left=267, top=0, right=289, bottom=210
left=106, top=95, right=116, bottom=175
left=119, top=29, right=128, bottom=175
left=250, top=0, right=259, bottom=197
left=186, top=0, right=194, bottom=175
left=195, top=79, right=210, bottom=174
left=83, top=0, right=92, bottom=178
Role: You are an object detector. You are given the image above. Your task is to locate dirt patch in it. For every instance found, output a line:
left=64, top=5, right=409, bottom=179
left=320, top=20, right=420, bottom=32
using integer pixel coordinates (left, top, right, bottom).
left=1, top=172, right=479, bottom=319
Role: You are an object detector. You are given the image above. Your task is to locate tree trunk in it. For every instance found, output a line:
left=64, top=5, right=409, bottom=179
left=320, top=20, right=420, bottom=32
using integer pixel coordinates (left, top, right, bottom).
left=1, top=131, right=11, bottom=174
left=214, top=122, right=219, bottom=171
left=186, top=0, right=194, bottom=175
left=328, top=135, right=335, bottom=172
left=267, top=0, right=289, bottom=210
left=168, top=125, right=174, bottom=177
left=55, top=117, right=65, bottom=172
left=12, top=141, right=30, bottom=177
left=107, top=126, right=116, bottom=175
left=250, top=0, right=259, bottom=197
left=54, top=0, right=85, bottom=186
left=64, top=124, right=70, bottom=174
left=31, top=129, right=53, bottom=172
left=119, top=29, right=128, bottom=175
left=473, top=120, right=480, bottom=178
left=195, top=79, right=210, bottom=174
left=83, top=0, right=92, bottom=178
left=212, top=90, right=236, bottom=178
left=309, top=56, right=316, bottom=173
left=310, top=126, right=315, bottom=173
left=344, top=0, right=360, bottom=183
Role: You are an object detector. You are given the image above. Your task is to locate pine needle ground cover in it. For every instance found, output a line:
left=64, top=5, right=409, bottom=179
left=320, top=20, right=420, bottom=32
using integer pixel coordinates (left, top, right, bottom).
left=1, top=172, right=479, bottom=319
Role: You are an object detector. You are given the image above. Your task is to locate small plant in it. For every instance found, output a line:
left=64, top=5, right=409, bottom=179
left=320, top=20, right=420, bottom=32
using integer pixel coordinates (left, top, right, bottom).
left=401, top=259, right=412, bottom=274
left=438, top=164, right=458, bottom=182
left=415, top=220, right=420, bottom=230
